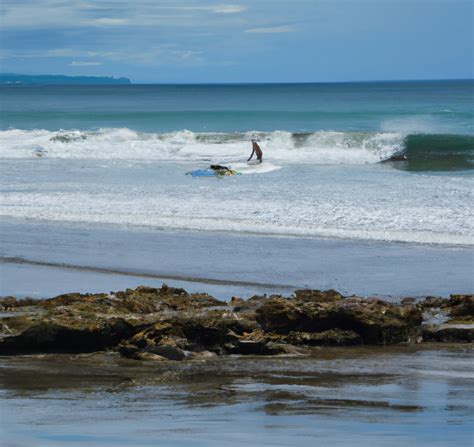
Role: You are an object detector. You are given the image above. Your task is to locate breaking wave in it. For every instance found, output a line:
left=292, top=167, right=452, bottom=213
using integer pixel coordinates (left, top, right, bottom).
left=0, top=128, right=472, bottom=170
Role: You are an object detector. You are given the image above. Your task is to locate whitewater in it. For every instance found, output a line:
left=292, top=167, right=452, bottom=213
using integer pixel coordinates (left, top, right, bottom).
left=1, top=128, right=472, bottom=245
left=0, top=128, right=406, bottom=164
left=1, top=81, right=473, bottom=246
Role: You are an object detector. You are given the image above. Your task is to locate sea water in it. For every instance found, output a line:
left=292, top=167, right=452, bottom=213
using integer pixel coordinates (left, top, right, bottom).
left=1, top=81, right=473, bottom=246
left=1, top=82, right=474, bottom=446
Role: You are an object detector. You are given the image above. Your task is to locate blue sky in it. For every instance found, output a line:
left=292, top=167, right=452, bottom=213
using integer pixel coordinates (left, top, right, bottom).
left=0, top=0, right=472, bottom=83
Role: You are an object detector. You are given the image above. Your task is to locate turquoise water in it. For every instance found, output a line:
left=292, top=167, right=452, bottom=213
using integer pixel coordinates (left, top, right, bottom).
left=1, top=81, right=473, bottom=171
left=1, top=81, right=473, bottom=134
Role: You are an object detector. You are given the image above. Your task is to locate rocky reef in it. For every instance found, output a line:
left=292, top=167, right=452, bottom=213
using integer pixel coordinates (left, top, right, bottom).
left=0, top=286, right=472, bottom=361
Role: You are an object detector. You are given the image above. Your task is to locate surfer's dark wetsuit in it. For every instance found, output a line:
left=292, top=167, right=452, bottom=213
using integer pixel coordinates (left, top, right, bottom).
left=210, top=164, right=230, bottom=171
left=248, top=140, right=263, bottom=163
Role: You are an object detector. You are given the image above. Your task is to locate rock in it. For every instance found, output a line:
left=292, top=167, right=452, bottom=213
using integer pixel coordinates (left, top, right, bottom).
left=188, top=350, right=218, bottom=360
left=0, top=296, right=37, bottom=310
left=118, top=342, right=138, bottom=358
left=265, top=342, right=306, bottom=355
left=135, top=352, right=167, bottom=361
left=417, top=296, right=449, bottom=310
left=0, top=318, right=137, bottom=355
left=422, top=324, right=474, bottom=343
left=0, top=286, right=469, bottom=360
left=418, top=295, right=474, bottom=325
left=230, top=297, right=245, bottom=307
left=447, top=295, right=474, bottom=318
left=286, top=329, right=362, bottom=346
left=146, top=344, right=186, bottom=361
left=255, top=298, right=302, bottom=333
left=232, top=295, right=267, bottom=313
left=256, top=295, right=422, bottom=344
left=142, top=284, right=188, bottom=296
left=294, top=289, right=343, bottom=302
left=233, top=339, right=275, bottom=355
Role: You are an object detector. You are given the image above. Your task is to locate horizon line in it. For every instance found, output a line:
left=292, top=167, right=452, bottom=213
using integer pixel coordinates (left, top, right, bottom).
left=132, top=78, right=474, bottom=85
left=1, top=73, right=473, bottom=86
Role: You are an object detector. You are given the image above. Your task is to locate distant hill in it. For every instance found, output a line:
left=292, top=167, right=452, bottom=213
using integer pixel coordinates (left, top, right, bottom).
left=0, top=73, right=131, bottom=85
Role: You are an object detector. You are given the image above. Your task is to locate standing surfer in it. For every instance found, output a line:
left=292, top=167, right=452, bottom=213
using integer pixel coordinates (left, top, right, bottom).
left=248, top=138, right=263, bottom=163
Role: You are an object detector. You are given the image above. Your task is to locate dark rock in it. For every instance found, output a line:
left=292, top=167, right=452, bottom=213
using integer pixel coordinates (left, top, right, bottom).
left=417, top=296, right=448, bottom=310
left=0, top=296, right=37, bottom=310
left=0, top=318, right=136, bottom=355
left=230, top=297, right=245, bottom=307
left=0, top=286, right=469, bottom=360
left=286, top=329, right=362, bottom=346
left=448, top=295, right=474, bottom=318
left=234, top=339, right=275, bottom=355
left=146, top=344, right=186, bottom=361
left=294, top=289, right=343, bottom=302
left=255, top=298, right=302, bottom=333
left=256, top=295, right=422, bottom=344
left=422, top=324, right=474, bottom=343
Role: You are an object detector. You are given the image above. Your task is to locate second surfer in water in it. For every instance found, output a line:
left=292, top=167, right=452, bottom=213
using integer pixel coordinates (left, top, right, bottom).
left=248, top=139, right=263, bottom=163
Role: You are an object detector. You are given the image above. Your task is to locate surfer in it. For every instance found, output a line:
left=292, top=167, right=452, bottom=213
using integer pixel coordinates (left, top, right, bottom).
left=247, top=139, right=263, bottom=163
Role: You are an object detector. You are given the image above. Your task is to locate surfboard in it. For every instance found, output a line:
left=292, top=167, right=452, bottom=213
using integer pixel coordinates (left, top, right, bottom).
left=187, top=169, right=241, bottom=178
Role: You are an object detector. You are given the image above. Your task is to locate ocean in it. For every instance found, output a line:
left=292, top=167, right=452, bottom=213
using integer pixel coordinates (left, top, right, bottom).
left=1, top=81, right=473, bottom=446
left=1, top=81, right=473, bottom=246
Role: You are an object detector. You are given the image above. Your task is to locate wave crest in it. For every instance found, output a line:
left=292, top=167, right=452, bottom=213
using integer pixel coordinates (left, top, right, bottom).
left=0, top=128, right=472, bottom=170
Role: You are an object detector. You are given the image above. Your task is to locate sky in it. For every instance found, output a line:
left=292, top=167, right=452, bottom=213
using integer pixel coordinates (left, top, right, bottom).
left=0, top=0, right=472, bottom=83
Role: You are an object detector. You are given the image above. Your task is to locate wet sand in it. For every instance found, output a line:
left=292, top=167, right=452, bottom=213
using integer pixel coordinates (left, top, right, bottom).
left=1, top=218, right=473, bottom=299
left=1, top=345, right=473, bottom=446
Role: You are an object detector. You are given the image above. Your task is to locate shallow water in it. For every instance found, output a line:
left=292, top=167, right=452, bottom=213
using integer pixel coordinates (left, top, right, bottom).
left=1, top=346, right=473, bottom=446
left=1, top=218, right=473, bottom=299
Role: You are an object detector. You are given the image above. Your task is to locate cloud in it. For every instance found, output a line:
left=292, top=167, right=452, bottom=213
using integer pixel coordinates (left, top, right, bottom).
left=210, top=5, right=246, bottom=14
left=0, top=1, right=247, bottom=28
left=88, top=18, right=129, bottom=26
left=245, top=25, right=296, bottom=34
left=69, top=61, right=102, bottom=66
left=1, top=46, right=204, bottom=66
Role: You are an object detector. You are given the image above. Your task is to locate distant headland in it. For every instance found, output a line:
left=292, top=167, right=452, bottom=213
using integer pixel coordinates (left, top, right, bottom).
left=0, top=73, right=131, bottom=85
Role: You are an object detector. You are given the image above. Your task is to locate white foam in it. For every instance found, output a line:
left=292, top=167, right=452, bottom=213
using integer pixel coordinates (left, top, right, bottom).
left=230, top=162, right=282, bottom=174
left=2, top=128, right=471, bottom=246
left=1, top=166, right=473, bottom=246
left=0, top=128, right=403, bottom=165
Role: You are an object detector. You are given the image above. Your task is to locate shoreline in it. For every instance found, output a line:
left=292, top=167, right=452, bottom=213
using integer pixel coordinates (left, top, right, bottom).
left=1, top=218, right=473, bottom=300
left=0, top=256, right=298, bottom=290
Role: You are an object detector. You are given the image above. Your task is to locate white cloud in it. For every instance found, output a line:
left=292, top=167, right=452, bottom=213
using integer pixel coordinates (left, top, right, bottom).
left=69, top=61, right=102, bottom=66
left=1, top=1, right=246, bottom=28
left=245, top=25, right=296, bottom=34
left=7, top=46, right=205, bottom=66
left=211, top=5, right=246, bottom=14
left=88, top=17, right=129, bottom=26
